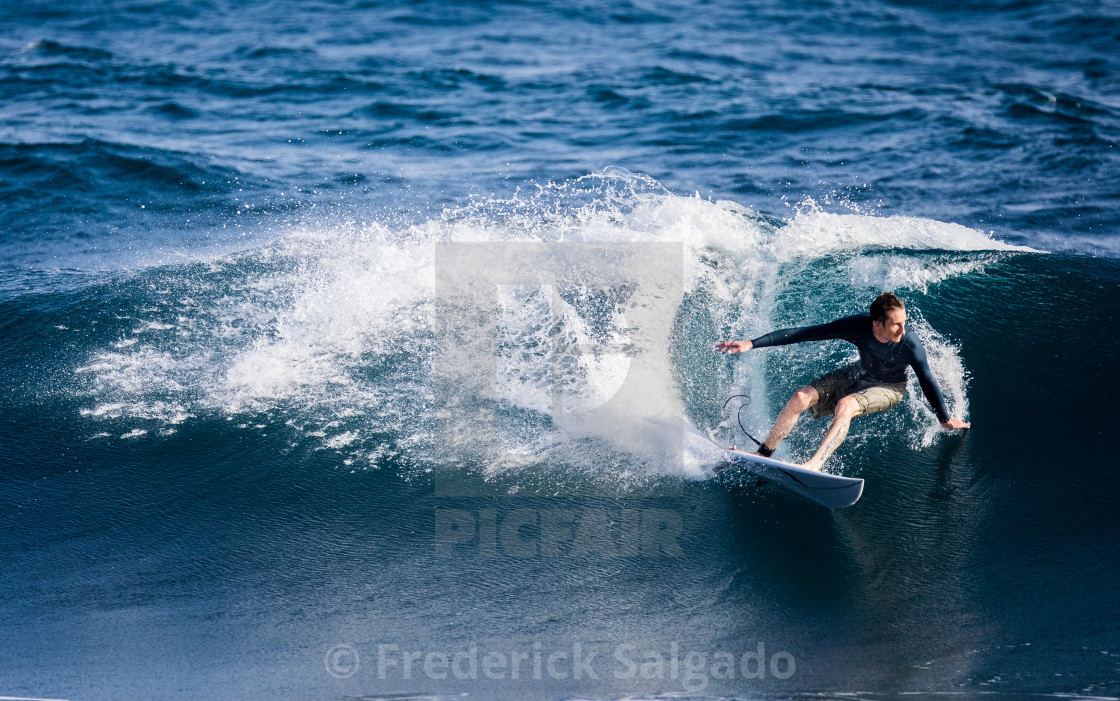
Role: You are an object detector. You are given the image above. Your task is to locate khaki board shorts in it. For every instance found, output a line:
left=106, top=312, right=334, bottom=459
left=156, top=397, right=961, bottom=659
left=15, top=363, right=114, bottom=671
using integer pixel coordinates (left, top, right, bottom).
left=808, top=362, right=907, bottom=420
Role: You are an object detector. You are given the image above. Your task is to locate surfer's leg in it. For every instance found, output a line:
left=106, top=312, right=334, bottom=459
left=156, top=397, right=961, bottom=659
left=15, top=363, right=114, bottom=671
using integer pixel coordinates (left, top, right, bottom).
left=801, top=394, right=860, bottom=471
left=759, top=385, right=819, bottom=454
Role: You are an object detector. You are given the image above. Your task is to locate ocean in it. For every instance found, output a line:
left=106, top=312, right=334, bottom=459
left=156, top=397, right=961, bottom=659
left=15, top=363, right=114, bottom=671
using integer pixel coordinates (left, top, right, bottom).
left=1, top=0, right=1119, bottom=699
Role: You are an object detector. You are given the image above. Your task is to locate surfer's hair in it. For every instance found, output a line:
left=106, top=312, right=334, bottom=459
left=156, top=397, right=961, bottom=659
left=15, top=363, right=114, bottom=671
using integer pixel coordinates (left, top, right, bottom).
left=870, top=292, right=905, bottom=324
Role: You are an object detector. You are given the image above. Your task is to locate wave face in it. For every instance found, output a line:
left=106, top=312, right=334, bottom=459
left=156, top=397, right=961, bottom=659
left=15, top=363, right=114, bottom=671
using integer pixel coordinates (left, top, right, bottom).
left=42, top=174, right=1031, bottom=486
left=2, top=1, right=1120, bottom=700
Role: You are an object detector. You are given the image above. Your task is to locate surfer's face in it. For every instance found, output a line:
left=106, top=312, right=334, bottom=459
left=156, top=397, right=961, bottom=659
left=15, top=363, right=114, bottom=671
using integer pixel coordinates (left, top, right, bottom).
left=874, top=308, right=907, bottom=343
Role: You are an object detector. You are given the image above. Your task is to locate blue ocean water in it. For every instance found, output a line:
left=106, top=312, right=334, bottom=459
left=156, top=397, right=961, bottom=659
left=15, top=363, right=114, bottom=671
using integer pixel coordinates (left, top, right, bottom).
left=1, top=0, right=1119, bottom=699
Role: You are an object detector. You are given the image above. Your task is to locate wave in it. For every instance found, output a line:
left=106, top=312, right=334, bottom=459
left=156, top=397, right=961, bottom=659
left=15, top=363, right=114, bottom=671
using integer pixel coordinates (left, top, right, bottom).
left=22, top=39, right=114, bottom=61
left=52, top=171, right=1037, bottom=490
left=0, top=138, right=242, bottom=217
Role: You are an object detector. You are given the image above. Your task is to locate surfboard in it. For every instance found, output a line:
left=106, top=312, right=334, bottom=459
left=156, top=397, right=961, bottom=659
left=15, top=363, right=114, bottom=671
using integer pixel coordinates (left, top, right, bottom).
left=717, top=448, right=864, bottom=508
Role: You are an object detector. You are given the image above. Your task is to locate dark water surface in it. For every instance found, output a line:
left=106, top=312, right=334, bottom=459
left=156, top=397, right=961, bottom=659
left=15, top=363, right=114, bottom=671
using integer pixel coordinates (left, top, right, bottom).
left=1, top=0, right=1119, bottom=699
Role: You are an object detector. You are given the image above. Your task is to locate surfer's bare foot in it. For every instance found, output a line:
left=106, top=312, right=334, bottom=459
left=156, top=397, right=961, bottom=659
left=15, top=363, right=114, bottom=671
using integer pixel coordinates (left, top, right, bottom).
left=798, top=459, right=824, bottom=472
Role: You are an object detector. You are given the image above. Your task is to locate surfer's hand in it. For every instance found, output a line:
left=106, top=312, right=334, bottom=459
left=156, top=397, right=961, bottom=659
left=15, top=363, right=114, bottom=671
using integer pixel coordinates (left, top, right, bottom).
left=716, top=340, right=752, bottom=354
left=941, top=417, right=970, bottom=430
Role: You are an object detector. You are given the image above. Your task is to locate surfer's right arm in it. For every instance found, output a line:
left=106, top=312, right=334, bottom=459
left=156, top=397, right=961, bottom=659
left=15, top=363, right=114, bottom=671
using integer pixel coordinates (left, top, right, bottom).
left=716, top=316, right=855, bottom=354
left=734, top=316, right=861, bottom=352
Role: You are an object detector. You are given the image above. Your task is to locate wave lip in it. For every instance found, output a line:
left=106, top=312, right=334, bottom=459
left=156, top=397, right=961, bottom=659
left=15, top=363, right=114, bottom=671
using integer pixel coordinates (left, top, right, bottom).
left=776, top=208, right=1044, bottom=262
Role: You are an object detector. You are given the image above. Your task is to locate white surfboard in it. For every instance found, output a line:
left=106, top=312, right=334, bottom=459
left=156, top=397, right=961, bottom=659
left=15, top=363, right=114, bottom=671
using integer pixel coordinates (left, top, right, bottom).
left=718, top=448, right=864, bottom=508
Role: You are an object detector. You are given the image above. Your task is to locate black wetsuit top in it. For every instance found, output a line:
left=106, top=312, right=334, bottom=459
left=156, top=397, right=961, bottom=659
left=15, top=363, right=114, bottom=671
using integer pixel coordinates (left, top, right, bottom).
left=750, top=314, right=951, bottom=423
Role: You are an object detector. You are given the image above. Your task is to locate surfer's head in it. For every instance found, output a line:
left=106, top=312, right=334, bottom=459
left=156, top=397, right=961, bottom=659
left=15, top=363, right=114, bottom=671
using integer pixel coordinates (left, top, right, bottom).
left=871, top=292, right=906, bottom=343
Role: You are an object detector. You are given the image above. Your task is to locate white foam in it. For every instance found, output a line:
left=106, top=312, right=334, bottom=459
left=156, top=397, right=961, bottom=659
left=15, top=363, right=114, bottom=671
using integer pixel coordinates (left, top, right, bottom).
left=904, top=315, right=971, bottom=448
left=324, top=431, right=360, bottom=449
left=780, top=207, right=1039, bottom=260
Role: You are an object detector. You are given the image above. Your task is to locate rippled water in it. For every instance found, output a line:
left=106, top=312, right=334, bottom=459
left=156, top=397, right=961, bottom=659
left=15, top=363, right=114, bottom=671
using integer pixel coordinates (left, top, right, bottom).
left=1, top=1, right=1119, bottom=700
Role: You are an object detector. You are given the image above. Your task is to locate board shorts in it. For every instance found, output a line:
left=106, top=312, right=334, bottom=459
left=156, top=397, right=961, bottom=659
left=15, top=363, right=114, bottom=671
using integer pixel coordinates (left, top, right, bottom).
left=808, top=362, right=907, bottom=420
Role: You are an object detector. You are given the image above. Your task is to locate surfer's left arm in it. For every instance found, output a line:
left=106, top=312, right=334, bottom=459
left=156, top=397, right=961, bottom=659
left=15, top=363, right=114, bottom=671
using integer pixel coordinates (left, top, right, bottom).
left=908, top=337, right=970, bottom=429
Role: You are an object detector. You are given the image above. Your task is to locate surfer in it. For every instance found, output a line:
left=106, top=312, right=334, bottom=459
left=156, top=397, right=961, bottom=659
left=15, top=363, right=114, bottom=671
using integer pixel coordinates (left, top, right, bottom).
left=715, top=292, right=970, bottom=471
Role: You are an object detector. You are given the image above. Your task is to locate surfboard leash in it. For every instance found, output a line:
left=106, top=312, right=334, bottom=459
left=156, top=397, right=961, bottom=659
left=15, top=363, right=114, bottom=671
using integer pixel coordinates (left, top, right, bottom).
left=721, top=394, right=764, bottom=449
